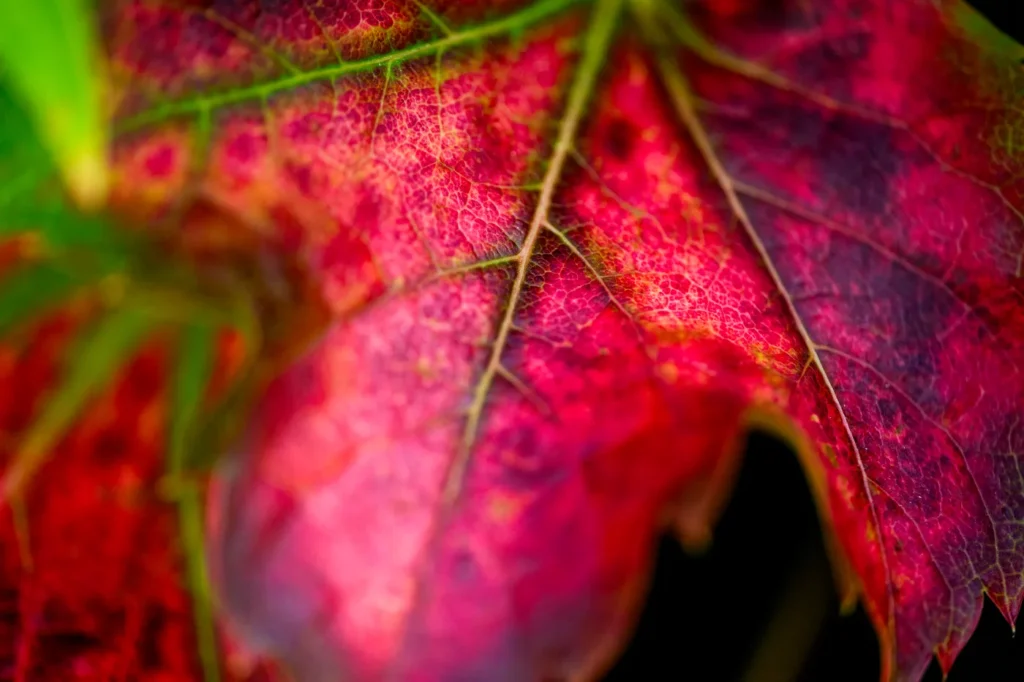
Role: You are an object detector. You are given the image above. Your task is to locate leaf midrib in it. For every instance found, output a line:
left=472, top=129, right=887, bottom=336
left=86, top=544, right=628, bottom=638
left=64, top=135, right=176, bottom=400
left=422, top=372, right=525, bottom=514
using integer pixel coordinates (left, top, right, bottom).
left=446, top=0, right=625, bottom=502
left=389, top=0, right=624, bottom=675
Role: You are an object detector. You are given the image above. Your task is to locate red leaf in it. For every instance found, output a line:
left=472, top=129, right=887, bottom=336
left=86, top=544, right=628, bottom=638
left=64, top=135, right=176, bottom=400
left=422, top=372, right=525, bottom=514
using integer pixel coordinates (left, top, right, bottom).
left=5, top=1, right=1024, bottom=680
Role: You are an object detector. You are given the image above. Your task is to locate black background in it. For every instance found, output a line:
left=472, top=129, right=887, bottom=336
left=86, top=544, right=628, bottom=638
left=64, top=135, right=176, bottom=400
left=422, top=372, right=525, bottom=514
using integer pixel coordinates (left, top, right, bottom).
left=601, top=2, right=1024, bottom=681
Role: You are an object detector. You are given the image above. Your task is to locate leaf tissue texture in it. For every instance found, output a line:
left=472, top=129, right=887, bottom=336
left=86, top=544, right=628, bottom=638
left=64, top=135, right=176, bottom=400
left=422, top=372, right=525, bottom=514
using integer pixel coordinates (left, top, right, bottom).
left=3, top=0, right=1024, bottom=681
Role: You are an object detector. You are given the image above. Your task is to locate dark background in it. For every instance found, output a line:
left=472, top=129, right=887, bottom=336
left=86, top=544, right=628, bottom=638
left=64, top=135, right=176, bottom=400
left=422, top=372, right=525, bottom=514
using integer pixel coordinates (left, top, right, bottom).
left=601, top=2, right=1024, bottom=680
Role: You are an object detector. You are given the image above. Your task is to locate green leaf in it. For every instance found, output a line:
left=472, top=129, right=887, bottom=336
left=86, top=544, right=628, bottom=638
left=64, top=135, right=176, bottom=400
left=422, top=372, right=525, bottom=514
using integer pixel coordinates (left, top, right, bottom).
left=0, top=0, right=109, bottom=208
left=185, top=362, right=259, bottom=473
left=0, top=263, right=83, bottom=336
left=0, top=80, right=50, bottom=207
left=1, top=306, right=154, bottom=498
left=174, top=279, right=262, bottom=473
left=175, top=483, right=222, bottom=682
left=167, top=322, right=222, bottom=682
left=0, top=204, right=145, bottom=259
left=953, top=1, right=1024, bottom=60
left=0, top=74, right=139, bottom=278
left=168, top=322, right=218, bottom=473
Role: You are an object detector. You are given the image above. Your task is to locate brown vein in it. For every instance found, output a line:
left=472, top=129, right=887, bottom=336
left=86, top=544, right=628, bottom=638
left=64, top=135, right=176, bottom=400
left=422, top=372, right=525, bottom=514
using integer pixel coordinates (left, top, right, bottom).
left=664, top=0, right=1019, bottom=619
left=657, top=1, right=1024, bottom=280
left=495, top=363, right=553, bottom=416
left=817, top=344, right=1011, bottom=603
left=732, top=179, right=1006, bottom=344
left=543, top=219, right=636, bottom=326
left=632, top=0, right=898, bottom=664
left=389, top=2, right=624, bottom=677
left=865, top=479, right=959, bottom=657
left=442, top=0, right=625, bottom=503
left=301, top=0, right=345, bottom=66
left=199, top=7, right=301, bottom=75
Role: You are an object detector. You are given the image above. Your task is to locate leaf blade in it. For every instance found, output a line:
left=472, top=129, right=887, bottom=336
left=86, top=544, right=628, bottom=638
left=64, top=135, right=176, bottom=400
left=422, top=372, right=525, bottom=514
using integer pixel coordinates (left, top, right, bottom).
left=2, top=306, right=153, bottom=498
left=0, top=0, right=109, bottom=207
left=6, top=1, right=1024, bottom=681
left=0, top=262, right=81, bottom=336
left=169, top=322, right=218, bottom=474
left=166, top=322, right=223, bottom=682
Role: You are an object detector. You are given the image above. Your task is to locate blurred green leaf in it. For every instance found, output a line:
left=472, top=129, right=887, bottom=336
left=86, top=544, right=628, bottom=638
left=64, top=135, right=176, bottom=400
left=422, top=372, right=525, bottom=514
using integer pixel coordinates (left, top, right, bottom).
left=169, top=322, right=218, bottom=474
left=0, top=204, right=145, bottom=259
left=2, top=306, right=154, bottom=499
left=0, top=60, right=258, bottom=682
left=187, top=362, right=259, bottom=472
left=0, top=0, right=109, bottom=208
left=0, top=262, right=87, bottom=336
left=185, top=301, right=261, bottom=473
left=176, top=483, right=223, bottom=682
left=0, top=26, right=257, bottom=677
left=0, top=80, right=50, bottom=207
left=953, top=1, right=1024, bottom=60
left=0, top=76, right=141, bottom=275
left=167, top=321, right=223, bottom=682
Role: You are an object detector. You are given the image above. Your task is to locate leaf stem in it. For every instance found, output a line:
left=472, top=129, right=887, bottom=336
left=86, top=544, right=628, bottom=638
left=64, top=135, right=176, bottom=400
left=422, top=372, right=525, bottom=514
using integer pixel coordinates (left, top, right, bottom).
left=169, top=322, right=223, bottom=682
left=177, top=482, right=223, bottom=682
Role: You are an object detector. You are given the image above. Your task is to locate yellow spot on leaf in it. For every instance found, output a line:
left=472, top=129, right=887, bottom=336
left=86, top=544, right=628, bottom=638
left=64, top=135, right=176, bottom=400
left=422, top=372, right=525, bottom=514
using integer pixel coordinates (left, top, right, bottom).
left=414, top=357, right=436, bottom=380
left=820, top=442, right=838, bottom=467
left=656, top=362, right=679, bottom=383
left=487, top=492, right=527, bottom=524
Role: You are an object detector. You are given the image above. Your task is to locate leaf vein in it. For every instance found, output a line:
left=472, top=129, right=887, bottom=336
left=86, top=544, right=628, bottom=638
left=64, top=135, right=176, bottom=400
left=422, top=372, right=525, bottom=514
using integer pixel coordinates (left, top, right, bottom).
left=117, top=0, right=586, bottom=132
left=636, top=0, right=898, bottom=659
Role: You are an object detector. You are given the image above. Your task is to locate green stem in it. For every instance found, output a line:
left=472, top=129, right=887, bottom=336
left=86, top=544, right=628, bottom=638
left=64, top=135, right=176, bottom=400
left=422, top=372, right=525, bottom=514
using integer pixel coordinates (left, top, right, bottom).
left=177, top=482, right=222, bottom=682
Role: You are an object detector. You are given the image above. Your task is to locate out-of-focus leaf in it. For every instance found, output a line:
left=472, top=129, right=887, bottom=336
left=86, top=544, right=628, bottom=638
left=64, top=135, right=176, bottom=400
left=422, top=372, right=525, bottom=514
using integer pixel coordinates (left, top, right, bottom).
left=953, top=1, right=1024, bottom=59
left=169, top=322, right=218, bottom=474
left=0, top=0, right=109, bottom=208
left=0, top=78, right=50, bottom=207
left=1, top=306, right=153, bottom=499
left=0, top=13, right=261, bottom=681
left=168, top=321, right=223, bottom=682
left=185, top=364, right=259, bottom=473
left=176, top=483, right=223, bottom=682
left=0, top=205, right=145, bottom=261
left=0, top=263, right=82, bottom=336
left=0, top=78, right=141, bottom=278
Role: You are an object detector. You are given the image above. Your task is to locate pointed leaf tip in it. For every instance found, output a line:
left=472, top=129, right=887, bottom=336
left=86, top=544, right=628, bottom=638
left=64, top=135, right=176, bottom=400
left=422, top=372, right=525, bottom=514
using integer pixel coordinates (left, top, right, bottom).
left=0, top=0, right=110, bottom=209
left=64, top=148, right=111, bottom=211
